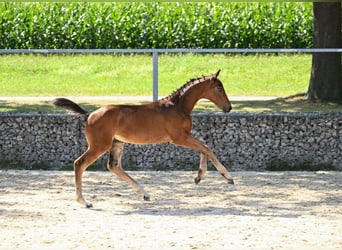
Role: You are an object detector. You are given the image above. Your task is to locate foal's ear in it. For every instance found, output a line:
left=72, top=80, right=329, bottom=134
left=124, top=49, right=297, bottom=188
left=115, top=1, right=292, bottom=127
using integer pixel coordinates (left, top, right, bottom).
left=213, top=69, right=221, bottom=79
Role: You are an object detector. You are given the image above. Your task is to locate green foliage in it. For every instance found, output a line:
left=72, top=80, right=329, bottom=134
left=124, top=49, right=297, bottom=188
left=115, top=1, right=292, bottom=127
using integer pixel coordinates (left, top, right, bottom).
left=0, top=2, right=312, bottom=49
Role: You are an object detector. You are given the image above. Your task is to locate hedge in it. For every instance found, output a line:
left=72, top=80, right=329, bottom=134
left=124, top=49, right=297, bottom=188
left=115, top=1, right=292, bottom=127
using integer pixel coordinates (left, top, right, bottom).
left=0, top=2, right=312, bottom=49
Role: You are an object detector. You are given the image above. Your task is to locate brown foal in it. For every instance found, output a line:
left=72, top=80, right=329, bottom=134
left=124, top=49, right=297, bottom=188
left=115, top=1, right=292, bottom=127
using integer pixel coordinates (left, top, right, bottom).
left=53, top=70, right=234, bottom=208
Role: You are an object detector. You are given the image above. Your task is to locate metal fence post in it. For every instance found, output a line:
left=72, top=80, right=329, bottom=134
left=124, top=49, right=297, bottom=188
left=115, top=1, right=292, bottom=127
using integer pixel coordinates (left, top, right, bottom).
left=153, top=52, right=158, bottom=101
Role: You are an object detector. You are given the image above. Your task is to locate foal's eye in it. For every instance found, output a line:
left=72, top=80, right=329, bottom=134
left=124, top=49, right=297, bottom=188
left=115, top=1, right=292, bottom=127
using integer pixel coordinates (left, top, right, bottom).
left=217, top=86, right=223, bottom=92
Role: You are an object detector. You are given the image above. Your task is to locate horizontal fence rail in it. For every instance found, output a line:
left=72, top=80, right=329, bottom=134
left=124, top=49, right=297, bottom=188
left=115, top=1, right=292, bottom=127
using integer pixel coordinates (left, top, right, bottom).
left=1, top=48, right=341, bottom=101
left=1, top=48, right=342, bottom=54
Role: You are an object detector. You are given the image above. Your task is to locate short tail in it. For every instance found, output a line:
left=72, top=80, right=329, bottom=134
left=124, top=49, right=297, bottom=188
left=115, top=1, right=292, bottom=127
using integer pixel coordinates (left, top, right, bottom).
left=52, top=98, right=88, bottom=115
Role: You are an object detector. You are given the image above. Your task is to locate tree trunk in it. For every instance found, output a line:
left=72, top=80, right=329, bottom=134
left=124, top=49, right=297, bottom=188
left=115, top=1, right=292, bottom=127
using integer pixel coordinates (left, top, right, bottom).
left=307, top=2, right=342, bottom=102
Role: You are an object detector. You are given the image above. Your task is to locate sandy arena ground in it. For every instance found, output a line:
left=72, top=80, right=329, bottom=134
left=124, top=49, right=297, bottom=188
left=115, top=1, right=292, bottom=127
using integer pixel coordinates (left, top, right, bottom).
left=0, top=170, right=341, bottom=250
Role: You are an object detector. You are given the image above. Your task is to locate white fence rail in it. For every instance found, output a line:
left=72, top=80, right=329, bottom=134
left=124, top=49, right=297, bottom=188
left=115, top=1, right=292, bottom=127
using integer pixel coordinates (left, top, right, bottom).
left=1, top=48, right=341, bottom=101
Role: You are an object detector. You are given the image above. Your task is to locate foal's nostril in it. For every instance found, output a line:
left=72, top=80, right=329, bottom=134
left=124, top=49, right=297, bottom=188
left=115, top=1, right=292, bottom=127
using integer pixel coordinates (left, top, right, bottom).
left=224, top=106, right=232, bottom=113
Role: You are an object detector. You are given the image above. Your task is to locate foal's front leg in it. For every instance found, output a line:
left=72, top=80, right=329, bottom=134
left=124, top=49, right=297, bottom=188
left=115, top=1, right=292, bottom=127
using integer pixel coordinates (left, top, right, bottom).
left=107, top=140, right=150, bottom=201
left=194, top=153, right=207, bottom=184
left=174, top=135, right=234, bottom=184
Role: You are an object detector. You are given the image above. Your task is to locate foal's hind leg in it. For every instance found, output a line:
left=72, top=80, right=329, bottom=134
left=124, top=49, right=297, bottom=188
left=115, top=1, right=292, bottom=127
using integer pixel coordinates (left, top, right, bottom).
left=107, top=140, right=150, bottom=201
left=194, top=153, right=207, bottom=184
left=74, top=147, right=105, bottom=208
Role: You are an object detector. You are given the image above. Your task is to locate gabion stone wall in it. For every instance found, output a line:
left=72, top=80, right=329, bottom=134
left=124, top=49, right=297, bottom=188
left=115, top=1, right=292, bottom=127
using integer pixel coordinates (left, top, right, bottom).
left=0, top=113, right=341, bottom=171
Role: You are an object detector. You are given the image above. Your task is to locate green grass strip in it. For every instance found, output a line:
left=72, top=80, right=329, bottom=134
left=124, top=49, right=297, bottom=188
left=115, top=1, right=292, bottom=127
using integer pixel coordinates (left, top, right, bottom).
left=0, top=54, right=311, bottom=97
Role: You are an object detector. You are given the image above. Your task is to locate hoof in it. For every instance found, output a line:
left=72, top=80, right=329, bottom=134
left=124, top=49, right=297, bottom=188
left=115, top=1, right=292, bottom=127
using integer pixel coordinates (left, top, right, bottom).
left=228, top=179, right=234, bottom=185
left=143, top=195, right=150, bottom=201
left=86, top=202, right=93, bottom=208
left=194, top=177, right=201, bottom=184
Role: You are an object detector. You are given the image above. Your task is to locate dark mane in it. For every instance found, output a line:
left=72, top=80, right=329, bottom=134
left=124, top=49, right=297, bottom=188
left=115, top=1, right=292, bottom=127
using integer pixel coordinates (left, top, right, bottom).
left=159, top=74, right=213, bottom=107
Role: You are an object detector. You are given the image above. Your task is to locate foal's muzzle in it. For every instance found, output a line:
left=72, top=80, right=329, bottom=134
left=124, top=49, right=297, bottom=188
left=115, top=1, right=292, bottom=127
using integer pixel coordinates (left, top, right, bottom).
left=223, top=105, right=232, bottom=113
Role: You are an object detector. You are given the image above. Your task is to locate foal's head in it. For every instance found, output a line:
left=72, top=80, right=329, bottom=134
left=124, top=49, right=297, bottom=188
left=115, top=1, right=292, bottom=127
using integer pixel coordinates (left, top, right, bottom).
left=205, top=70, right=232, bottom=113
